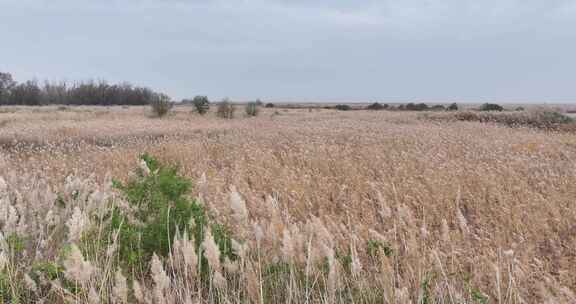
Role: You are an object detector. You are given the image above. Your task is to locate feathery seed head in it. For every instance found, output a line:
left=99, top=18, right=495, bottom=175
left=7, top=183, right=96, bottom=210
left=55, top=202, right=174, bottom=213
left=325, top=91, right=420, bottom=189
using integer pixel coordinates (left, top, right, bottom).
left=201, top=229, right=221, bottom=271
left=63, top=244, right=96, bottom=285
left=229, top=185, right=248, bottom=225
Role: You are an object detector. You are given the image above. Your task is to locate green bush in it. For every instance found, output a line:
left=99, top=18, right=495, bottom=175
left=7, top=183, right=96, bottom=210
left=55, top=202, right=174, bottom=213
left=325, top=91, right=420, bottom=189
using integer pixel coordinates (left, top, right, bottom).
left=245, top=102, right=259, bottom=117
left=109, top=154, right=235, bottom=272
left=265, top=102, right=275, bottom=108
left=192, top=96, right=210, bottom=115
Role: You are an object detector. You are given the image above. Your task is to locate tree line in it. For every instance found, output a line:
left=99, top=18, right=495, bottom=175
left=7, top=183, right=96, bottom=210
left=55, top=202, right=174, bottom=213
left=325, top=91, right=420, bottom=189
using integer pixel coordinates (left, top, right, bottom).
left=0, top=71, right=168, bottom=106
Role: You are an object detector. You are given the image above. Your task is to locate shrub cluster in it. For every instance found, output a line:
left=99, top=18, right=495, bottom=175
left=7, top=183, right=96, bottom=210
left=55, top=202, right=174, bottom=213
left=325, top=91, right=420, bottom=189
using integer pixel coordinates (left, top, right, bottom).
left=216, top=99, right=235, bottom=119
left=385, top=103, right=461, bottom=112
left=424, top=110, right=574, bottom=130
left=110, top=154, right=234, bottom=272
left=0, top=71, right=168, bottom=106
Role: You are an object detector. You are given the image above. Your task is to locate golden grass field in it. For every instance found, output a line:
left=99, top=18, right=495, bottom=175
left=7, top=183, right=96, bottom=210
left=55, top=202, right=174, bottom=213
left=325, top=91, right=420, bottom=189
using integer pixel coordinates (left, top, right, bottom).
left=0, top=105, right=575, bottom=303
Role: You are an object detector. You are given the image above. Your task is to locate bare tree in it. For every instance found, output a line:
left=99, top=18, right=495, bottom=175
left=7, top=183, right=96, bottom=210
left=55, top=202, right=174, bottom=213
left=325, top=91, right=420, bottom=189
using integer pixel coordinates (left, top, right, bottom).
left=0, top=72, right=16, bottom=104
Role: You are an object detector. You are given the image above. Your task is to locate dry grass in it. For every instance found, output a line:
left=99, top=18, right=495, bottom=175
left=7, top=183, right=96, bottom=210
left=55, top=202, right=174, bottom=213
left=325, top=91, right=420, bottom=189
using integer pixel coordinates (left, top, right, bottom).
left=1, top=105, right=575, bottom=303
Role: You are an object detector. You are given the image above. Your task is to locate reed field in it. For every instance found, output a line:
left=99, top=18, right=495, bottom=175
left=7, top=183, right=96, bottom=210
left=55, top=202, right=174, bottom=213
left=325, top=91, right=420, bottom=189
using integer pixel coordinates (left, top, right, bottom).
left=0, top=105, right=575, bottom=303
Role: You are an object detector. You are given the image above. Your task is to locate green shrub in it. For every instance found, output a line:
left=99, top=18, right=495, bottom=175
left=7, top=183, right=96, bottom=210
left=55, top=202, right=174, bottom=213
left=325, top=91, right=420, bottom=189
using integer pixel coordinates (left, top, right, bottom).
left=192, top=96, right=210, bottom=115
left=265, top=102, right=275, bottom=108
left=150, top=93, right=172, bottom=117
left=109, top=154, right=235, bottom=272
left=245, top=102, right=259, bottom=117
left=216, top=99, right=235, bottom=119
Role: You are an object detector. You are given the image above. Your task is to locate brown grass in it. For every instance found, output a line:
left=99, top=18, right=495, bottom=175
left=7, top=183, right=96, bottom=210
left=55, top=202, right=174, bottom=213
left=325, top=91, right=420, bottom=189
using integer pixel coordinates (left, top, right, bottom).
left=1, top=105, right=575, bottom=303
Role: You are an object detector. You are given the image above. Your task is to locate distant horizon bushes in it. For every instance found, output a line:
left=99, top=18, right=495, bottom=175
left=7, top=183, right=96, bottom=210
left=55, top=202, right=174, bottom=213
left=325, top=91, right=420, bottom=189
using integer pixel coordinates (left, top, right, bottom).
left=365, top=102, right=450, bottom=112
left=423, top=109, right=575, bottom=131
left=0, top=71, right=169, bottom=106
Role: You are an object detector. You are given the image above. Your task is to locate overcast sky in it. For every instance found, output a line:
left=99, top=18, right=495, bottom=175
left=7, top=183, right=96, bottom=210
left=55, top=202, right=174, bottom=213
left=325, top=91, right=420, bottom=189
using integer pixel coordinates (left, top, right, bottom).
left=1, top=0, right=575, bottom=102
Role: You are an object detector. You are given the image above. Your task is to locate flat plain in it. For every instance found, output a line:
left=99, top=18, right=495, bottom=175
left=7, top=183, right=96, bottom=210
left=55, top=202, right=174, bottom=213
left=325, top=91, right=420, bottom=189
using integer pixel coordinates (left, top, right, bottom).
left=1, top=105, right=575, bottom=303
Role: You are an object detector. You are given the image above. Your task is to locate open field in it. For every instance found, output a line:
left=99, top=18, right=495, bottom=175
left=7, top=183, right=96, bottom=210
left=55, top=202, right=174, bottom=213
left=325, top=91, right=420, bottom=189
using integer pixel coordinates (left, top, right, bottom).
left=1, top=105, right=576, bottom=303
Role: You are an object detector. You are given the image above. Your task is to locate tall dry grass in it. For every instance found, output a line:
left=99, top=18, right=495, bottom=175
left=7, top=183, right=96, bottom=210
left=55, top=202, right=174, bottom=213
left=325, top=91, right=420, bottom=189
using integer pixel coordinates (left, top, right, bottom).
left=0, top=106, right=575, bottom=303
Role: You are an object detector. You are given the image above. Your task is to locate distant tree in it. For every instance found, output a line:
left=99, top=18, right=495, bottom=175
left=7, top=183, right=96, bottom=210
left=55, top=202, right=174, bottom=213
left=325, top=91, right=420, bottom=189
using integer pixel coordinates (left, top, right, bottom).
left=42, top=81, right=69, bottom=105
left=515, top=106, right=525, bottom=111
left=11, top=80, right=42, bottom=105
left=0, top=71, right=163, bottom=106
left=66, top=80, right=157, bottom=106
left=265, top=103, right=275, bottom=108
left=0, top=72, right=16, bottom=105
left=192, top=96, right=210, bottom=115
left=447, top=103, right=459, bottom=111
left=480, top=103, right=504, bottom=112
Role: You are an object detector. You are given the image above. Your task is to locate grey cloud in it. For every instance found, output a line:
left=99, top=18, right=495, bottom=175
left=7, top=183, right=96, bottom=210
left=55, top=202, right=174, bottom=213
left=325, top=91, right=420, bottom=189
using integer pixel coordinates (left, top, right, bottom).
left=1, top=0, right=575, bottom=102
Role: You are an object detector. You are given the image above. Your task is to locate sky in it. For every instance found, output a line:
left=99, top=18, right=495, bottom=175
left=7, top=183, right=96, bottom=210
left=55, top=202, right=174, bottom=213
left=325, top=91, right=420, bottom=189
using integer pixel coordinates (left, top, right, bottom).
left=1, top=0, right=576, bottom=103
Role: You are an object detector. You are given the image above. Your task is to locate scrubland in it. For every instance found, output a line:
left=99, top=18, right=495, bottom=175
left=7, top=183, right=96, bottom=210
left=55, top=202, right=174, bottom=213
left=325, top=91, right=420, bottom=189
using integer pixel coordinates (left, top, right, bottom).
left=0, top=106, right=575, bottom=303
